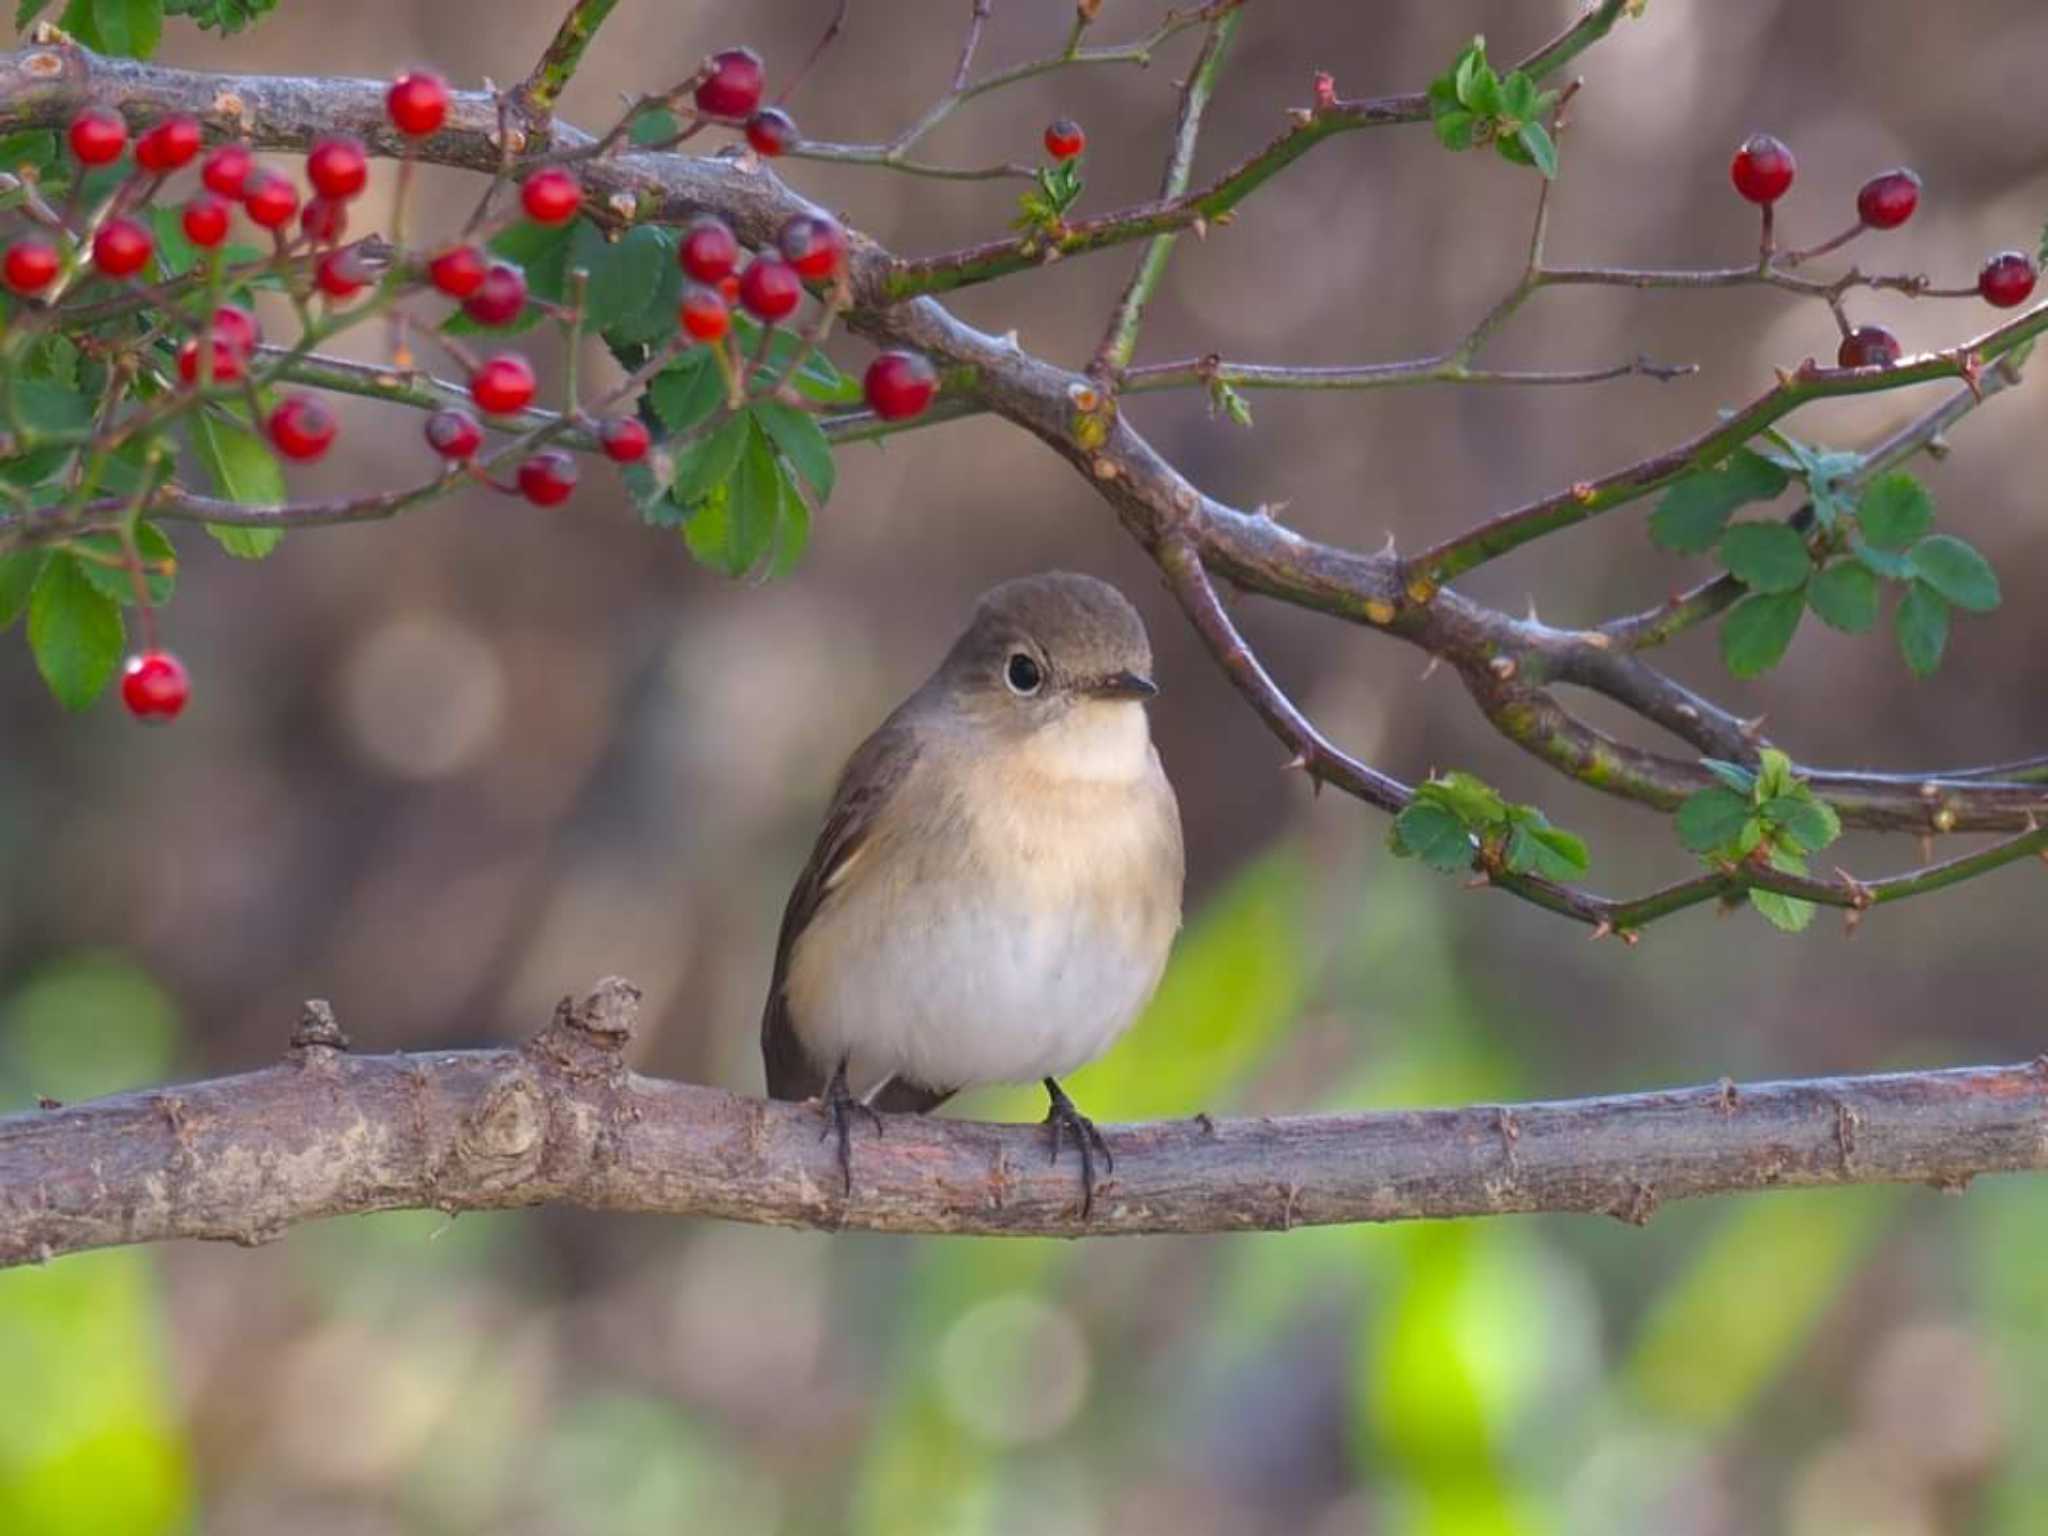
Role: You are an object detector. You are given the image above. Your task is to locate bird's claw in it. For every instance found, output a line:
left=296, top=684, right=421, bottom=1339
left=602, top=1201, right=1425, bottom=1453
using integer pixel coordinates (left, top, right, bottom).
left=1042, top=1077, right=1112, bottom=1219
left=820, top=1060, right=883, bottom=1196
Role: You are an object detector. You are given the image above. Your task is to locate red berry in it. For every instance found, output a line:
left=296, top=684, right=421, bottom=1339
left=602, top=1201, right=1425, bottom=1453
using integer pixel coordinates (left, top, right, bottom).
left=424, top=407, right=485, bottom=460
left=242, top=171, right=300, bottom=229
left=862, top=350, right=937, bottom=421
left=1043, top=119, right=1084, bottom=161
left=1978, top=250, right=2037, bottom=309
left=202, top=142, right=252, bottom=197
left=520, top=167, right=581, bottom=224
left=679, top=216, right=740, bottom=283
left=91, top=217, right=152, bottom=278
left=428, top=243, right=486, bottom=298
left=471, top=353, right=537, bottom=414
left=135, top=115, right=202, bottom=173
left=177, top=335, right=244, bottom=387
left=300, top=195, right=348, bottom=246
left=269, top=394, right=337, bottom=461
left=694, top=47, right=764, bottom=119
left=122, top=650, right=189, bottom=722
left=778, top=213, right=845, bottom=281
left=314, top=244, right=372, bottom=299
left=717, top=273, right=741, bottom=304
left=210, top=303, right=261, bottom=358
left=737, top=252, right=801, bottom=322
left=1855, top=168, right=1920, bottom=231
left=68, top=108, right=127, bottom=165
left=599, top=416, right=651, bottom=463
left=181, top=194, right=231, bottom=248
left=3, top=239, right=58, bottom=294
left=387, top=70, right=450, bottom=137
left=517, top=450, right=579, bottom=506
left=1836, top=325, right=1901, bottom=369
left=1730, top=133, right=1795, bottom=205
left=678, top=283, right=730, bottom=342
left=462, top=262, right=528, bottom=327
left=306, top=135, right=368, bottom=201
left=746, top=108, right=799, bottom=157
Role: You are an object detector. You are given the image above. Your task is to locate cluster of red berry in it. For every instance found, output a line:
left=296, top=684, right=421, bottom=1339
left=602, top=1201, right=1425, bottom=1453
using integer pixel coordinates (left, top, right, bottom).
left=1728, top=133, right=2039, bottom=369
left=8, top=56, right=956, bottom=721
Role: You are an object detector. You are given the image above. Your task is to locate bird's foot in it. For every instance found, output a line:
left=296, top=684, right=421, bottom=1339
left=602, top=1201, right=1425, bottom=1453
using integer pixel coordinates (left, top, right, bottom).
left=1042, top=1077, right=1113, bottom=1219
left=820, top=1058, right=884, bottom=1196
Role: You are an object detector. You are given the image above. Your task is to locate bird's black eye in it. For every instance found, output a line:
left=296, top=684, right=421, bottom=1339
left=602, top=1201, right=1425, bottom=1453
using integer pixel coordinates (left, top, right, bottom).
left=1004, top=652, right=1043, bottom=695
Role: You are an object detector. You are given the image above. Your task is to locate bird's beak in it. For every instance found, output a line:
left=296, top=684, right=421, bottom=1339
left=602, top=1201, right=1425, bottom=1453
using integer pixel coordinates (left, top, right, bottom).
left=1088, top=669, right=1158, bottom=700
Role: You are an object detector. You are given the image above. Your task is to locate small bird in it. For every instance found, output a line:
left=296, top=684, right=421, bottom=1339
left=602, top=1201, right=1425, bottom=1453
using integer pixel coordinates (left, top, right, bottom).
left=761, top=571, right=1185, bottom=1214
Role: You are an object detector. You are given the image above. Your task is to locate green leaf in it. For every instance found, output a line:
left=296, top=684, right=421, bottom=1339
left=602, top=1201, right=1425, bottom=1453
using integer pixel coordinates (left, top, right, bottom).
left=90, top=0, right=163, bottom=56
left=71, top=520, right=175, bottom=606
left=670, top=410, right=749, bottom=506
left=724, top=418, right=782, bottom=576
left=1507, top=820, right=1589, bottom=881
left=750, top=398, right=835, bottom=500
left=1753, top=747, right=1797, bottom=801
left=1, top=548, right=47, bottom=629
left=9, top=378, right=93, bottom=433
left=146, top=202, right=199, bottom=278
left=0, top=128, right=58, bottom=175
left=1700, top=758, right=1758, bottom=795
left=630, top=108, right=678, bottom=145
left=1513, top=121, right=1557, bottom=179
left=15, top=0, right=56, bottom=27
left=1464, top=67, right=1504, bottom=119
left=1414, top=771, right=1506, bottom=828
left=572, top=221, right=668, bottom=338
left=1499, top=70, right=1539, bottom=121
left=486, top=216, right=577, bottom=298
left=1719, top=589, right=1803, bottom=678
left=1856, top=472, right=1933, bottom=549
left=1718, top=521, right=1811, bottom=594
left=1451, top=40, right=1488, bottom=109
left=1649, top=450, right=1789, bottom=553
left=1849, top=535, right=1912, bottom=581
left=1388, top=802, right=1474, bottom=874
left=1763, top=793, right=1841, bottom=856
left=1748, top=887, right=1815, bottom=932
left=1906, top=533, right=1999, bottom=613
left=768, top=455, right=811, bottom=578
left=599, top=229, right=682, bottom=348
left=1894, top=579, right=1949, bottom=677
left=187, top=409, right=284, bottom=559
left=163, top=0, right=278, bottom=29
left=621, top=459, right=676, bottom=528
left=1432, top=109, right=1478, bottom=152
left=27, top=551, right=123, bottom=709
left=649, top=351, right=726, bottom=436
left=1806, top=560, right=1878, bottom=633
left=1675, top=786, right=1753, bottom=854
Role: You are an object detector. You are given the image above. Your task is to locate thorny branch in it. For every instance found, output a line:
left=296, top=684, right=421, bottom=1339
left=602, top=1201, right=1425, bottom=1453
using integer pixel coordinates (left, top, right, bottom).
left=7, top=979, right=2048, bottom=1263
left=0, top=5, right=2043, bottom=941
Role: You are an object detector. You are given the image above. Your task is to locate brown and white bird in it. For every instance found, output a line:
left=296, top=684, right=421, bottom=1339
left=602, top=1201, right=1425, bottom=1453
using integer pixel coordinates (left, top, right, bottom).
left=761, top=572, right=1185, bottom=1213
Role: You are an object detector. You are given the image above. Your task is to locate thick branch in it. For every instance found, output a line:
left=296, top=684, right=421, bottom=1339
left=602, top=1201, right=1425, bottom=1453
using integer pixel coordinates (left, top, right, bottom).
left=7, top=979, right=2046, bottom=1266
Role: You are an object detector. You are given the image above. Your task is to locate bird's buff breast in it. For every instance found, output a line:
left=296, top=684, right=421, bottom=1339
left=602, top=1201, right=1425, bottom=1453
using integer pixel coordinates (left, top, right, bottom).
left=784, top=705, right=1182, bottom=1098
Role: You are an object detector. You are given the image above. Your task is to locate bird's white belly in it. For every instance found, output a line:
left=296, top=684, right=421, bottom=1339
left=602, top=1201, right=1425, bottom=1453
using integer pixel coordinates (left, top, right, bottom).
left=800, top=876, right=1163, bottom=1097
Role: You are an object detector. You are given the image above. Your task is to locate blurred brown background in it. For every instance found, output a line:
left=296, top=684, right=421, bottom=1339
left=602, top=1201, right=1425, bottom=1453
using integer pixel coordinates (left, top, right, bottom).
left=3, top=2, right=2047, bottom=1532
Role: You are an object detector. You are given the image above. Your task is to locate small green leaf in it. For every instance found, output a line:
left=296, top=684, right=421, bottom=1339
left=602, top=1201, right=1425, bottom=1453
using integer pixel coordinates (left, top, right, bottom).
left=1508, top=821, right=1589, bottom=881
left=1700, top=758, right=1758, bottom=795
left=485, top=217, right=576, bottom=299
left=1753, top=748, right=1797, bottom=801
left=630, top=108, right=678, bottom=145
left=1906, top=534, right=1999, bottom=613
left=1849, top=536, right=1912, bottom=581
left=575, top=222, right=668, bottom=338
left=621, top=459, right=678, bottom=528
left=1, top=548, right=48, bottom=629
left=1806, top=560, right=1878, bottom=633
left=1719, top=589, right=1804, bottom=678
left=1763, top=793, right=1841, bottom=856
left=670, top=410, right=749, bottom=507
left=1856, top=472, right=1933, bottom=549
left=1389, top=802, right=1475, bottom=873
left=1499, top=70, right=1539, bottom=120
left=724, top=418, right=782, bottom=576
left=1748, top=886, right=1815, bottom=933
left=15, top=0, right=57, bottom=28
left=1650, top=449, right=1789, bottom=553
left=187, top=409, right=285, bottom=558
left=1464, top=67, right=1504, bottom=119
left=89, top=0, right=163, bottom=56
left=1513, top=121, right=1557, bottom=178
left=1452, top=40, right=1488, bottom=108
left=1432, top=109, right=1478, bottom=152
left=750, top=399, right=835, bottom=500
left=71, top=521, right=176, bottom=606
left=649, top=350, right=726, bottom=435
left=27, top=551, right=123, bottom=709
left=1413, top=770, right=1506, bottom=828
left=1676, top=786, right=1753, bottom=854
left=147, top=202, right=199, bottom=278
left=1894, top=579, right=1949, bottom=677
left=1719, top=521, right=1811, bottom=594
left=768, top=457, right=811, bottom=578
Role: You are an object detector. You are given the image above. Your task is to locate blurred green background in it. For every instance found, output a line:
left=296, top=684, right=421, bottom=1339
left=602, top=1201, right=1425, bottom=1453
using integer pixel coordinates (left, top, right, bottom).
left=5, top=1, right=2048, bottom=1531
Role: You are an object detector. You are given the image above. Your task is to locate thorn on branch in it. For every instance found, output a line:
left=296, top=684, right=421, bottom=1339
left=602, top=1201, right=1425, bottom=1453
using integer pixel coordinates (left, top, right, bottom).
left=1715, top=1077, right=1740, bottom=1113
left=290, top=999, right=350, bottom=1054
left=1610, top=1181, right=1659, bottom=1226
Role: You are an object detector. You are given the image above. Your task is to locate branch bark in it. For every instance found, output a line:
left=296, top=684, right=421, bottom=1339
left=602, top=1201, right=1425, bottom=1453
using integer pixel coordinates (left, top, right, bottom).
left=6, top=979, right=2047, bottom=1267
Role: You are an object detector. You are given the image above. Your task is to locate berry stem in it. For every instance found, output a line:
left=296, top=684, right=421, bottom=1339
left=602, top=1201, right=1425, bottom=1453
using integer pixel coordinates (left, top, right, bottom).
left=1780, top=219, right=1865, bottom=268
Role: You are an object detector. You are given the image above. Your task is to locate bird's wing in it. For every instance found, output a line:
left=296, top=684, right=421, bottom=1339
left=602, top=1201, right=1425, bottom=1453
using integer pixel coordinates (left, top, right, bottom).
left=760, top=714, right=953, bottom=1113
